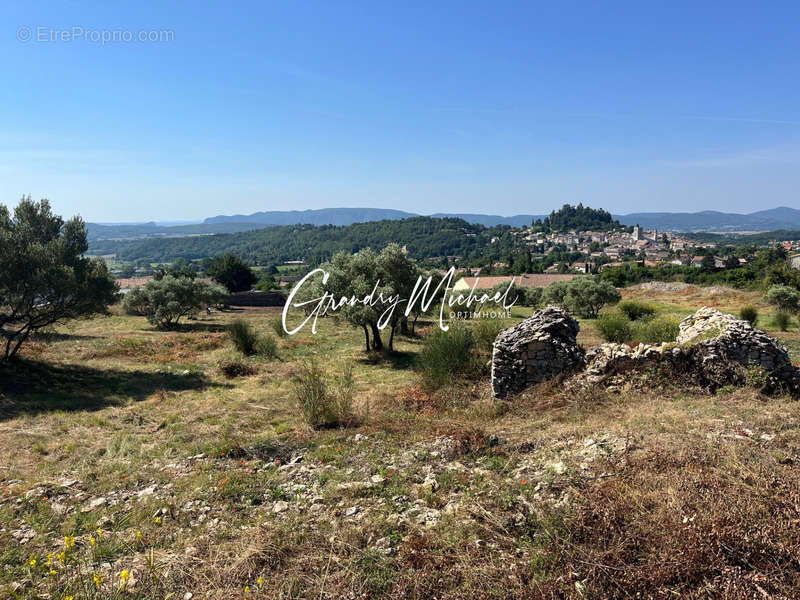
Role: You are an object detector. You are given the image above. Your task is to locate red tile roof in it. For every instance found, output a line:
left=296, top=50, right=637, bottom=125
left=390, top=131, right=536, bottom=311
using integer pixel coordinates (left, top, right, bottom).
left=455, top=273, right=577, bottom=290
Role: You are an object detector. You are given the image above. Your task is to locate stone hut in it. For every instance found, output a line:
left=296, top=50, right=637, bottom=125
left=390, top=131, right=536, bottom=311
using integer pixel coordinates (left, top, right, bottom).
left=491, top=306, right=585, bottom=398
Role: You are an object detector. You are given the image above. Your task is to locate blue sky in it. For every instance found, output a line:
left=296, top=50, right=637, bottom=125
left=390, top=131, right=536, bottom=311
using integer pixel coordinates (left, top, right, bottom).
left=2, top=1, right=800, bottom=222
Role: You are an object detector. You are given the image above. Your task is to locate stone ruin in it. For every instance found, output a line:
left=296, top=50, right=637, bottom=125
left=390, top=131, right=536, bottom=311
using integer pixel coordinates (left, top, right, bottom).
left=491, top=306, right=800, bottom=398
left=491, top=306, right=585, bottom=398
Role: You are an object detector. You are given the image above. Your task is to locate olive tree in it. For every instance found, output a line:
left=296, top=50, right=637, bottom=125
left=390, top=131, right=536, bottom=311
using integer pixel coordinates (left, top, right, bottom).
left=542, top=276, right=620, bottom=318
left=0, top=197, right=118, bottom=360
left=127, top=276, right=227, bottom=329
left=564, top=277, right=621, bottom=318
left=320, top=249, right=392, bottom=352
left=488, top=281, right=542, bottom=308
left=765, top=284, right=800, bottom=314
left=377, top=243, right=422, bottom=350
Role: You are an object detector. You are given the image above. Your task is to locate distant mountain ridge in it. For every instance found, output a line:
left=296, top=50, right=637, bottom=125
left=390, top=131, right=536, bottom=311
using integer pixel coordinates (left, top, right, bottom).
left=203, top=208, right=545, bottom=228
left=203, top=208, right=417, bottom=226
left=203, top=206, right=800, bottom=231
left=615, top=207, right=800, bottom=231
left=87, top=206, right=800, bottom=243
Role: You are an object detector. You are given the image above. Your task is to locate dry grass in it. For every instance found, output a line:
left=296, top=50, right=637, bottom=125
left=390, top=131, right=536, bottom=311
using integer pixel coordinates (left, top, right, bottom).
left=1, top=289, right=800, bottom=598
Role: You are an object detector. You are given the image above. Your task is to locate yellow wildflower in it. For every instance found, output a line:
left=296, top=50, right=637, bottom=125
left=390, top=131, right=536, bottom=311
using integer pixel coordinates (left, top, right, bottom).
left=28, top=556, right=37, bottom=567
left=97, top=527, right=103, bottom=538
left=64, top=534, right=75, bottom=549
left=257, top=576, right=264, bottom=587
left=49, top=569, right=57, bottom=577
left=47, top=553, right=53, bottom=566
left=93, top=573, right=105, bottom=588
left=120, top=569, right=130, bottom=585
left=57, top=550, right=66, bottom=564
left=136, top=530, right=143, bottom=542
left=154, top=516, right=161, bottom=525
left=244, top=585, right=250, bottom=594
left=89, top=536, right=95, bottom=547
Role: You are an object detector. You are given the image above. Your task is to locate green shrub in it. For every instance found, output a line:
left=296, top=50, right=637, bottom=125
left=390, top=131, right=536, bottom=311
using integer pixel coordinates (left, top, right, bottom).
left=618, top=300, right=655, bottom=321
left=229, top=319, right=259, bottom=355
left=488, top=282, right=542, bottom=307
left=739, top=305, right=758, bottom=325
left=293, top=361, right=356, bottom=429
left=269, top=316, right=288, bottom=338
left=125, top=275, right=227, bottom=329
left=255, top=333, right=279, bottom=359
left=417, top=325, right=476, bottom=388
left=121, top=288, right=149, bottom=316
left=766, top=284, right=800, bottom=314
left=631, top=315, right=680, bottom=344
left=471, top=318, right=506, bottom=356
left=596, top=311, right=632, bottom=343
left=774, top=311, right=792, bottom=331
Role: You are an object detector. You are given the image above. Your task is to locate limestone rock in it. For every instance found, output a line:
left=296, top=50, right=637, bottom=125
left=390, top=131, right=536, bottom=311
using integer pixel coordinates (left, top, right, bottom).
left=575, top=307, right=800, bottom=395
left=491, top=306, right=585, bottom=398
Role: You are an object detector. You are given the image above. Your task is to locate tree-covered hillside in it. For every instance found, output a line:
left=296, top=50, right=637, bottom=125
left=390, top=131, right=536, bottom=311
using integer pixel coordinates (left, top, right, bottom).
left=88, top=216, right=522, bottom=266
left=534, top=203, right=625, bottom=232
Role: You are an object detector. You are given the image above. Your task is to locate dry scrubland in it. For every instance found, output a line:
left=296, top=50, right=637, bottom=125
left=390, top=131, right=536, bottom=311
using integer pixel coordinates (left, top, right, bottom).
left=2, top=284, right=800, bottom=599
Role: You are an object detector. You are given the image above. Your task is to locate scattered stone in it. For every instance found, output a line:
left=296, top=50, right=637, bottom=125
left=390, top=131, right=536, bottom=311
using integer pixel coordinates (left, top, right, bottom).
left=82, top=497, right=107, bottom=512
left=374, top=536, right=393, bottom=554
left=335, top=481, right=372, bottom=494
left=344, top=506, right=359, bottom=517
left=10, top=527, right=35, bottom=543
left=137, top=485, right=157, bottom=499
left=50, top=502, right=71, bottom=516
left=272, top=501, right=289, bottom=513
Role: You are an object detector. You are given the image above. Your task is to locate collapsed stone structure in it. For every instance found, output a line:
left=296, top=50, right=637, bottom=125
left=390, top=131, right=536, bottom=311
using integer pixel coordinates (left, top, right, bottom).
left=491, top=306, right=585, bottom=398
left=491, top=306, right=800, bottom=397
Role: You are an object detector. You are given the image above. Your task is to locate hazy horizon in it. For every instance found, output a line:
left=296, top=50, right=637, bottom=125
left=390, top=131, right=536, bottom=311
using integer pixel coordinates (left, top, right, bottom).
left=4, top=2, right=800, bottom=221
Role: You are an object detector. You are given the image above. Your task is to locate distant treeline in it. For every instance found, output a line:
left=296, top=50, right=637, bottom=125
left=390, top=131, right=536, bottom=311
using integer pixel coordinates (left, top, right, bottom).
left=533, top=203, right=627, bottom=233
left=88, top=217, right=523, bottom=266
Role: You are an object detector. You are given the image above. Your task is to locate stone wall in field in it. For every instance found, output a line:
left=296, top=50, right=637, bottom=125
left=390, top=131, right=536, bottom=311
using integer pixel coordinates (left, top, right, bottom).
left=490, top=306, right=585, bottom=398
left=491, top=306, right=800, bottom=398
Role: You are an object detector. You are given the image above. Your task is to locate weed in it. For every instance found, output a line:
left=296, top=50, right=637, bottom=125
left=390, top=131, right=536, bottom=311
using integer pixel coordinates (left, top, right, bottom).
left=596, top=310, right=632, bottom=343
left=774, top=310, right=792, bottom=331
left=739, top=304, right=758, bottom=325
left=417, top=325, right=476, bottom=389
left=293, top=361, right=357, bottom=429
left=269, top=316, right=288, bottom=338
left=229, top=319, right=260, bottom=355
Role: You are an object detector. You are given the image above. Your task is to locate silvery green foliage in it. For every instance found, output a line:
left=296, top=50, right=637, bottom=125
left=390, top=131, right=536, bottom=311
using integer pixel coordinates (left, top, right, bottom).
left=0, top=197, right=119, bottom=360
left=129, top=275, right=227, bottom=329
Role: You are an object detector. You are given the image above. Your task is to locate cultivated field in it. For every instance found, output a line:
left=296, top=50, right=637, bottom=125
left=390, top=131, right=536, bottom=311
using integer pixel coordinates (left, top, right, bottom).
left=2, top=285, right=800, bottom=599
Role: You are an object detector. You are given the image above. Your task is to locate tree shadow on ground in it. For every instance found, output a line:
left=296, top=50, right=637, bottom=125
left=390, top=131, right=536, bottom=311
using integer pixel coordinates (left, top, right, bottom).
left=358, top=349, right=416, bottom=370
left=143, top=321, right=229, bottom=334
left=0, top=359, right=230, bottom=421
left=28, top=331, right=100, bottom=342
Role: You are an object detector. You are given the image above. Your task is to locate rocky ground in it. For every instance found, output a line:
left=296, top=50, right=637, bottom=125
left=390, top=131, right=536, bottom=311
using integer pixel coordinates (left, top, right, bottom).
left=3, top=295, right=800, bottom=598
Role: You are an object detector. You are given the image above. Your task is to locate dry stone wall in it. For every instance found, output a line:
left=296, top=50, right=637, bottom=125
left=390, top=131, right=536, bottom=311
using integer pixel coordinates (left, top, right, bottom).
left=491, top=305, right=800, bottom=397
left=491, top=306, right=585, bottom=398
